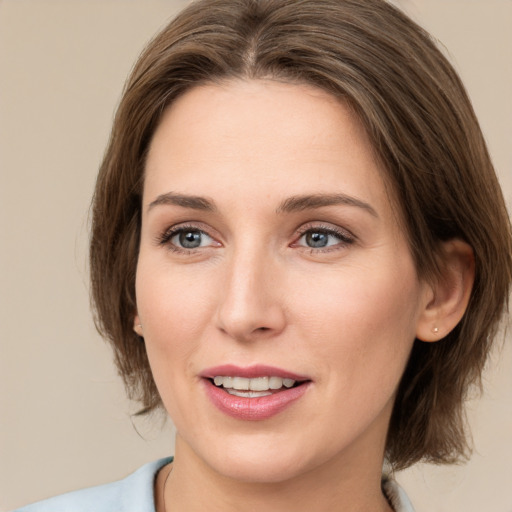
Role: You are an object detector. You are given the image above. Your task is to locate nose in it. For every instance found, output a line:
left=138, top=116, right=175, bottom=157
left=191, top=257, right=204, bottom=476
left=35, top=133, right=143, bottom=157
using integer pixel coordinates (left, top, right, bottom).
left=215, top=248, right=287, bottom=342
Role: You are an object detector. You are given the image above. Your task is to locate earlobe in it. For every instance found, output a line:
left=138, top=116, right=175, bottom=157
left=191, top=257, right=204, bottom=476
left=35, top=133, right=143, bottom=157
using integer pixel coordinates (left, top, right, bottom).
left=133, top=313, right=144, bottom=337
left=416, top=239, right=475, bottom=342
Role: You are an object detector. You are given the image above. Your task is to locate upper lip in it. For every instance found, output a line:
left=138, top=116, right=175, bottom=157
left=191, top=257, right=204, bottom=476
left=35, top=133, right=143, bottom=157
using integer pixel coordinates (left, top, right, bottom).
left=200, top=364, right=310, bottom=381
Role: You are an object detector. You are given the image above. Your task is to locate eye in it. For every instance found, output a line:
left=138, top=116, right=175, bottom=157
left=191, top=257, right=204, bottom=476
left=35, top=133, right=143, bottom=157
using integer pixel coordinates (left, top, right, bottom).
left=302, top=231, right=334, bottom=248
left=294, top=226, right=354, bottom=251
left=170, top=229, right=213, bottom=249
left=157, top=224, right=220, bottom=253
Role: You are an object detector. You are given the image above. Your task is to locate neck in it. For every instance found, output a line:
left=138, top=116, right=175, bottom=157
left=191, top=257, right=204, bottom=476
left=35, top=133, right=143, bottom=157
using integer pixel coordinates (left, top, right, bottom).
left=159, top=435, right=394, bottom=512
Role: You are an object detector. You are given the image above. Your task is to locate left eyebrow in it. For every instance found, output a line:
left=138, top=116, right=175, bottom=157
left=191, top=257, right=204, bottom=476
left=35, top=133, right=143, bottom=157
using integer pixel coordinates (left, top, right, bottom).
left=276, top=193, right=378, bottom=218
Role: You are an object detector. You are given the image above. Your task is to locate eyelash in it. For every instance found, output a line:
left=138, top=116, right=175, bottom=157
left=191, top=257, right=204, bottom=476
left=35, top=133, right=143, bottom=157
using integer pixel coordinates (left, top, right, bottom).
left=156, top=223, right=355, bottom=254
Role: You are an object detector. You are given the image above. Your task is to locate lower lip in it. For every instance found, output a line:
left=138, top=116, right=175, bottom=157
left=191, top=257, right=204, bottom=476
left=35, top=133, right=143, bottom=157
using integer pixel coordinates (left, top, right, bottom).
left=202, top=379, right=310, bottom=421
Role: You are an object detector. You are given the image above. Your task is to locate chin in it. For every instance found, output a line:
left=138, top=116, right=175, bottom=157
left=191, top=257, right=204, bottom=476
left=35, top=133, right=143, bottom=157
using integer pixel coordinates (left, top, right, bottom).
left=214, top=452, right=308, bottom=484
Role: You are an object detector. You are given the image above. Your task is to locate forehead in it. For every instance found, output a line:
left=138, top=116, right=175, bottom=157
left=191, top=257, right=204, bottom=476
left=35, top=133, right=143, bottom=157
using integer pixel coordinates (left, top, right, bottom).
left=144, top=79, right=396, bottom=219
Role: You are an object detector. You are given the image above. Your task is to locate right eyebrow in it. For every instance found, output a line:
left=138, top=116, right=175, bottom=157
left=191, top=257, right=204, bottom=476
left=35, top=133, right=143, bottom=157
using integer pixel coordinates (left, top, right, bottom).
left=147, top=192, right=217, bottom=213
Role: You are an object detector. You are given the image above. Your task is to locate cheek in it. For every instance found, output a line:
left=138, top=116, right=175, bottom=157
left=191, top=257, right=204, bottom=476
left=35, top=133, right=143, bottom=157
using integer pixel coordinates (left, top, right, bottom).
left=295, top=264, right=422, bottom=444
left=136, top=259, right=214, bottom=337
left=134, top=260, right=217, bottom=390
left=293, top=259, right=422, bottom=383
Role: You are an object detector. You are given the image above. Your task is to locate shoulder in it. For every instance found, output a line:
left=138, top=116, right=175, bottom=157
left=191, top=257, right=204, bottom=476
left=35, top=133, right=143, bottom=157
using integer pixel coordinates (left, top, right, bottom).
left=13, top=457, right=173, bottom=512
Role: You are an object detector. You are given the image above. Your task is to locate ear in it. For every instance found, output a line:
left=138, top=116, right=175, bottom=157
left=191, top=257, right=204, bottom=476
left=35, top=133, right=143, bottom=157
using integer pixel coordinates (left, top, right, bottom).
left=416, top=239, right=475, bottom=342
left=133, top=312, right=144, bottom=337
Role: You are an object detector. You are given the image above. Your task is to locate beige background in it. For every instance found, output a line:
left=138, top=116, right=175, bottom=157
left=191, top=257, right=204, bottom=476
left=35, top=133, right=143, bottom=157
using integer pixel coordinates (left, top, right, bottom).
left=0, top=1, right=510, bottom=510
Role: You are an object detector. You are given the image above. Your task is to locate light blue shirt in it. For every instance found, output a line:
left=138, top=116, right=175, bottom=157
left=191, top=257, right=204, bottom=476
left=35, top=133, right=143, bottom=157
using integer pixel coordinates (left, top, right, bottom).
left=13, top=457, right=173, bottom=512
left=14, top=457, right=414, bottom=512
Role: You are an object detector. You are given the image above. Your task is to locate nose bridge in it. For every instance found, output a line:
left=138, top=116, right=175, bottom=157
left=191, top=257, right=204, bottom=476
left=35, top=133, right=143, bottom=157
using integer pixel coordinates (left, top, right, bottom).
left=216, top=241, right=285, bottom=340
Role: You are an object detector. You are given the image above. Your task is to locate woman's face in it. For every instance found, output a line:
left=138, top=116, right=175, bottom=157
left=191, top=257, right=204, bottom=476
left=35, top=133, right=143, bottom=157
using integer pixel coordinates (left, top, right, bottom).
left=135, top=80, right=432, bottom=483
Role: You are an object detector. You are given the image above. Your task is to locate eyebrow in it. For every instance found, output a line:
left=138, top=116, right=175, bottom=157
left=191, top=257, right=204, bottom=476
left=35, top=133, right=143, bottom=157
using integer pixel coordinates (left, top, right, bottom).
left=147, top=191, right=377, bottom=217
left=148, top=192, right=217, bottom=213
left=276, top=193, right=378, bottom=217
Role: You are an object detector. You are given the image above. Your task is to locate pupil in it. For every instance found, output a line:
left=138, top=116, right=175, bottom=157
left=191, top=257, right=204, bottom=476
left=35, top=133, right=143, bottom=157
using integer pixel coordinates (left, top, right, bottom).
left=306, top=231, right=328, bottom=248
left=179, top=231, right=201, bottom=248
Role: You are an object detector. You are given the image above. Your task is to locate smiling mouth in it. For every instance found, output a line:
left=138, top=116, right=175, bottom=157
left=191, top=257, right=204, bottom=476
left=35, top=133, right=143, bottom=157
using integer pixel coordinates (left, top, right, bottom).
left=203, top=367, right=312, bottom=420
left=210, top=376, right=304, bottom=397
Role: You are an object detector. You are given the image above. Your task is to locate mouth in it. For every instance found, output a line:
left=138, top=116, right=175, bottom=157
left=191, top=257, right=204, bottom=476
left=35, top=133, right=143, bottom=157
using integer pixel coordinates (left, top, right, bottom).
left=209, top=375, right=303, bottom=398
left=200, top=365, right=312, bottom=421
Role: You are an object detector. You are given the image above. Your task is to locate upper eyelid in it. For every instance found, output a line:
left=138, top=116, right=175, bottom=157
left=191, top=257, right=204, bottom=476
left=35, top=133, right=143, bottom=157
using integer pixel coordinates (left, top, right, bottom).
left=161, top=221, right=217, bottom=237
left=295, top=222, right=355, bottom=239
left=297, top=224, right=348, bottom=234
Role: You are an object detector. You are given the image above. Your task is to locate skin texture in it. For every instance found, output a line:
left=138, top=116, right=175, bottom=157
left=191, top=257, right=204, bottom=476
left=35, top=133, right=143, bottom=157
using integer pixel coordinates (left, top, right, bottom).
left=134, top=80, right=473, bottom=512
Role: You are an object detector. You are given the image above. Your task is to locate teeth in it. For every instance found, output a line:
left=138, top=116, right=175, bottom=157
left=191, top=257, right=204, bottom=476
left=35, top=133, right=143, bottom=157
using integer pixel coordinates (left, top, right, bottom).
left=268, top=376, right=282, bottom=389
left=233, top=377, right=250, bottom=390
left=283, top=378, right=295, bottom=388
left=249, top=377, right=268, bottom=391
left=212, top=375, right=297, bottom=392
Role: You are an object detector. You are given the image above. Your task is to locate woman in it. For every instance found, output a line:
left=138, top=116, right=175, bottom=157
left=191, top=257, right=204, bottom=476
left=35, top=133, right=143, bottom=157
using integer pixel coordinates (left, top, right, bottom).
left=12, top=0, right=511, bottom=511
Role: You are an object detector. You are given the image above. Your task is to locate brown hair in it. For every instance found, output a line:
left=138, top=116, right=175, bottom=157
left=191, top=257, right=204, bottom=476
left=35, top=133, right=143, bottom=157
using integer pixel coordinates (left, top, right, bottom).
left=90, top=0, right=512, bottom=470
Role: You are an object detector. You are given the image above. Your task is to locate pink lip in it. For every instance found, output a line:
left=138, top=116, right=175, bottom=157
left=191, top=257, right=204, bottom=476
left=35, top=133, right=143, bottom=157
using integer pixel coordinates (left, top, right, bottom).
left=200, top=364, right=312, bottom=421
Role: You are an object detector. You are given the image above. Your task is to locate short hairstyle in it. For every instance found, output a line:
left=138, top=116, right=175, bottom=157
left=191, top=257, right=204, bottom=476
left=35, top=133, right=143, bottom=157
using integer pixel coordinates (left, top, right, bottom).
left=90, top=0, right=512, bottom=470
